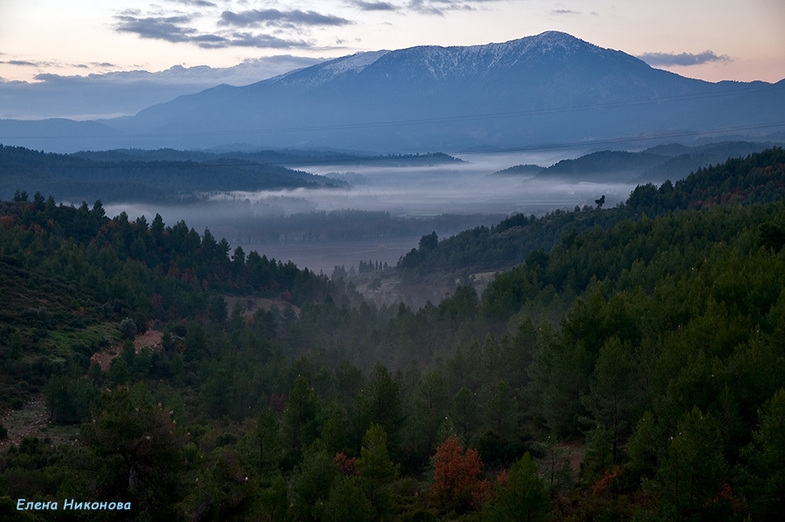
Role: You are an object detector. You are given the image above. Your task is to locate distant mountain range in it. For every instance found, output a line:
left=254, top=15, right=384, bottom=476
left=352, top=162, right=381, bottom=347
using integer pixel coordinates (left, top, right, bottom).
left=1, top=31, right=784, bottom=153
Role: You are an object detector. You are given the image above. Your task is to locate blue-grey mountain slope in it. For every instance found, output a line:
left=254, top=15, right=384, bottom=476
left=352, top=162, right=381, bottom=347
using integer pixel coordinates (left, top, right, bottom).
left=2, top=32, right=784, bottom=152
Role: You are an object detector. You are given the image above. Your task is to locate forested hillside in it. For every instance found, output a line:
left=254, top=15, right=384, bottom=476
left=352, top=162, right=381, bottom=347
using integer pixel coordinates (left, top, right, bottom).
left=72, top=149, right=461, bottom=168
left=1, top=149, right=784, bottom=520
left=0, top=145, right=346, bottom=204
left=399, top=147, right=785, bottom=278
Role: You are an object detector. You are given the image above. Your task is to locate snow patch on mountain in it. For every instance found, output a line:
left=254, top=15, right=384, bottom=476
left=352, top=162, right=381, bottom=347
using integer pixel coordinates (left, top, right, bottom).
left=270, top=32, right=605, bottom=86
left=366, top=31, right=605, bottom=80
left=274, top=50, right=390, bottom=87
left=322, top=51, right=390, bottom=76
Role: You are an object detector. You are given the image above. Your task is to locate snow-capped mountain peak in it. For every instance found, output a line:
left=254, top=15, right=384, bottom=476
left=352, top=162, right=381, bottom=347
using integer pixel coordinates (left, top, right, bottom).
left=270, top=32, right=603, bottom=87
left=41, top=31, right=782, bottom=153
left=357, top=31, right=605, bottom=80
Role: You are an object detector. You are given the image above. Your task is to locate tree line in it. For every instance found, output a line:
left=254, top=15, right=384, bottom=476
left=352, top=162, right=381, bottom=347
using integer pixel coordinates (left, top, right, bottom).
left=398, top=147, right=785, bottom=278
left=0, top=145, right=345, bottom=204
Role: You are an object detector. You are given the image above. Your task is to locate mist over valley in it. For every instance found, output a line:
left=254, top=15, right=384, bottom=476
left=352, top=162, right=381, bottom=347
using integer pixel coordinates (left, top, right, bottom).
left=6, top=140, right=778, bottom=278
left=96, top=149, right=642, bottom=276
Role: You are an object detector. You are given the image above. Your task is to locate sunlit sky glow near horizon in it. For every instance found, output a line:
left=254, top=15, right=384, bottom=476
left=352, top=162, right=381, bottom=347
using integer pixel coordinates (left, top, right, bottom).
left=1, top=0, right=784, bottom=85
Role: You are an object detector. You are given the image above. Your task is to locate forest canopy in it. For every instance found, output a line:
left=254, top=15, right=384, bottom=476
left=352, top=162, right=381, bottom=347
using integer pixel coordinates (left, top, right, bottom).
left=1, top=148, right=784, bottom=520
left=0, top=145, right=348, bottom=204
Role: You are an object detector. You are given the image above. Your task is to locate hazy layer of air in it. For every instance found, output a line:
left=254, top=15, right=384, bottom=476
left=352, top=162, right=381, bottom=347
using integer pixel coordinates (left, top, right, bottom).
left=105, top=150, right=636, bottom=274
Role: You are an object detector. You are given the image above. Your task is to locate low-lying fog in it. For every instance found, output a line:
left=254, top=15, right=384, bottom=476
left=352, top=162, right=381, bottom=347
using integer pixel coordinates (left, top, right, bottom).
left=106, top=151, right=637, bottom=274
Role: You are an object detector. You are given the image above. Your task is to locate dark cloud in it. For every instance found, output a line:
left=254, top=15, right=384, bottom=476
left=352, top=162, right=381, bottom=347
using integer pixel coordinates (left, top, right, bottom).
left=115, top=14, right=198, bottom=43
left=1, top=59, right=117, bottom=76
left=4, top=60, right=49, bottom=67
left=114, top=11, right=311, bottom=50
left=407, top=0, right=448, bottom=16
left=406, top=0, right=498, bottom=16
left=552, top=9, right=579, bottom=15
left=205, top=32, right=311, bottom=49
left=166, top=0, right=217, bottom=6
left=219, top=9, right=353, bottom=28
left=352, top=1, right=398, bottom=11
left=106, top=0, right=503, bottom=52
left=638, top=51, right=731, bottom=67
left=7, top=60, right=39, bottom=67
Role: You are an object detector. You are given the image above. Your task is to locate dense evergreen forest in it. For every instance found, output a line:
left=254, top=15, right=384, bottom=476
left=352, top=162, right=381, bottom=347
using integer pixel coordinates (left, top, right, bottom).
left=1, top=148, right=785, bottom=521
left=0, top=145, right=347, bottom=204
left=0, top=145, right=462, bottom=206
left=399, top=147, right=785, bottom=277
left=72, top=150, right=462, bottom=168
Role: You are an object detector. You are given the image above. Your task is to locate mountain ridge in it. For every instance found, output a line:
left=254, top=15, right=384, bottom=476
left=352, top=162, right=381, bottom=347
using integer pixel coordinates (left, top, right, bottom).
left=1, top=31, right=784, bottom=152
left=258, top=31, right=610, bottom=88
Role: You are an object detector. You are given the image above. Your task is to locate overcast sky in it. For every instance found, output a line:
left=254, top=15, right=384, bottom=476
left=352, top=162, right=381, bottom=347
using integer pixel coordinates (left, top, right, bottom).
left=1, top=0, right=784, bottom=85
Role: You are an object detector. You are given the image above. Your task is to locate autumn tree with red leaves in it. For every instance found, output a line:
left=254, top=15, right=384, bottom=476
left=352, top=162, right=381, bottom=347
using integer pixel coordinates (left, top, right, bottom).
left=430, top=436, right=490, bottom=515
